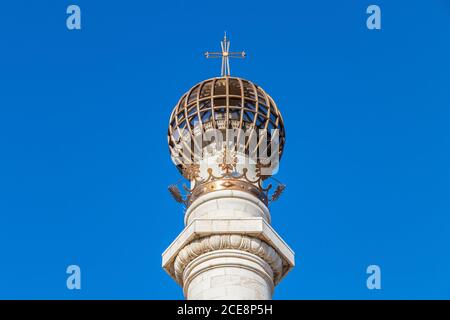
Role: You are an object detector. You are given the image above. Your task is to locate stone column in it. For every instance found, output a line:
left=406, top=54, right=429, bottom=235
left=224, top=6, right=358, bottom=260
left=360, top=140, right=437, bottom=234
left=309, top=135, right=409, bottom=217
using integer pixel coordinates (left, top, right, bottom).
left=162, top=187, right=294, bottom=300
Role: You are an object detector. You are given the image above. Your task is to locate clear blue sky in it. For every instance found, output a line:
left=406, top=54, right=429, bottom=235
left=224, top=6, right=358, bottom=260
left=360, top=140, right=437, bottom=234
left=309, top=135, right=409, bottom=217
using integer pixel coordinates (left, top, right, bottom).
left=0, top=0, right=449, bottom=299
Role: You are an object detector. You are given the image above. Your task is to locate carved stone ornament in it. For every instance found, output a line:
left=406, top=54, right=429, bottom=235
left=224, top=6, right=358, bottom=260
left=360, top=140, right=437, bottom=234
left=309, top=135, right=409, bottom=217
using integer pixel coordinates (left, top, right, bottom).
left=173, top=234, right=283, bottom=285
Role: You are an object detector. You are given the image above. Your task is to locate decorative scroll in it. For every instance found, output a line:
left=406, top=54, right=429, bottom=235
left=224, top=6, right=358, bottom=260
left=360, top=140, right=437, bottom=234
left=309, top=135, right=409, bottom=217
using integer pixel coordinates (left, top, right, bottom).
left=270, top=184, right=286, bottom=202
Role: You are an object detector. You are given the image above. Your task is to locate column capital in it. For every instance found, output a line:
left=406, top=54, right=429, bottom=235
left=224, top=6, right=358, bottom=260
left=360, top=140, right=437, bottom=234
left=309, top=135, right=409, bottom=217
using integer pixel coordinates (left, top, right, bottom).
left=162, top=218, right=295, bottom=286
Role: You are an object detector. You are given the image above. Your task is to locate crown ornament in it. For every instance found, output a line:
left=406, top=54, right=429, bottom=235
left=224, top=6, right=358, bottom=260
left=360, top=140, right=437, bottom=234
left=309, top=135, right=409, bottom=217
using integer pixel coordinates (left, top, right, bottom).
left=168, top=147, right=285, bottom=207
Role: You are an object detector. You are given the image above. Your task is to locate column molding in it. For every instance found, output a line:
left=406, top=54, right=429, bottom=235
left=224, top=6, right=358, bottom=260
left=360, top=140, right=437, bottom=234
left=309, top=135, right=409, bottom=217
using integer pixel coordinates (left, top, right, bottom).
left=174, top=234, right=283, bottom=285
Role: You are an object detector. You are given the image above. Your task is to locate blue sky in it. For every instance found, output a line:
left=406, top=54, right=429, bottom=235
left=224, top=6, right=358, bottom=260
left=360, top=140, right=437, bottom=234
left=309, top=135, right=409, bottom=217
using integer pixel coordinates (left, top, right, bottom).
left=0, top=0, right=449, bottom=299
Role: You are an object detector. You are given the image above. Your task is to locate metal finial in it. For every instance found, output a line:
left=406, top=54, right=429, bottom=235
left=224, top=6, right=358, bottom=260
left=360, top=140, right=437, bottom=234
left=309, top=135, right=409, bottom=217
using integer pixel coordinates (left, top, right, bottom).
left=204, top=33, right=246, bottom=76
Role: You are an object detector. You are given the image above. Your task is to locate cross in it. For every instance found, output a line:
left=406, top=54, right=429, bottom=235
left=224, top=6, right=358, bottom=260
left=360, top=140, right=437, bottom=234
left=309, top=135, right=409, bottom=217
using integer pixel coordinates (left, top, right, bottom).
left=204, top=33, right=246, bottom=77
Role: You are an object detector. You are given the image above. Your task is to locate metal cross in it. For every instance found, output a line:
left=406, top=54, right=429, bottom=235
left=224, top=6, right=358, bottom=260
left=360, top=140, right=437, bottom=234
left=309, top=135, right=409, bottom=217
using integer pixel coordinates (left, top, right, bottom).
left=204, top=33, right=246, bottom=76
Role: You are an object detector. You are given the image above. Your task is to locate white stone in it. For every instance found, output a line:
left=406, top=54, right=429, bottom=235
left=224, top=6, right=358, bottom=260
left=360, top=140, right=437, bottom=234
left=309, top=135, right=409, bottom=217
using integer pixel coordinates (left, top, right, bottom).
left=184, top=250, right=273, bottom=300
left=185, top=190, right=271, bottom=224
left=162, top=175, right=295, bottom=300
left=162, top=218, right=294, bottom=275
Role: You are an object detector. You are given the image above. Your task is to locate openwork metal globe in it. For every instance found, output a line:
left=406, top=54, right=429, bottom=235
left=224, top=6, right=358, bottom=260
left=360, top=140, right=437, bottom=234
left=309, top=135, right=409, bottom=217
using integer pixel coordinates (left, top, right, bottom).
left=168, top=76, right=286, bottom=172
